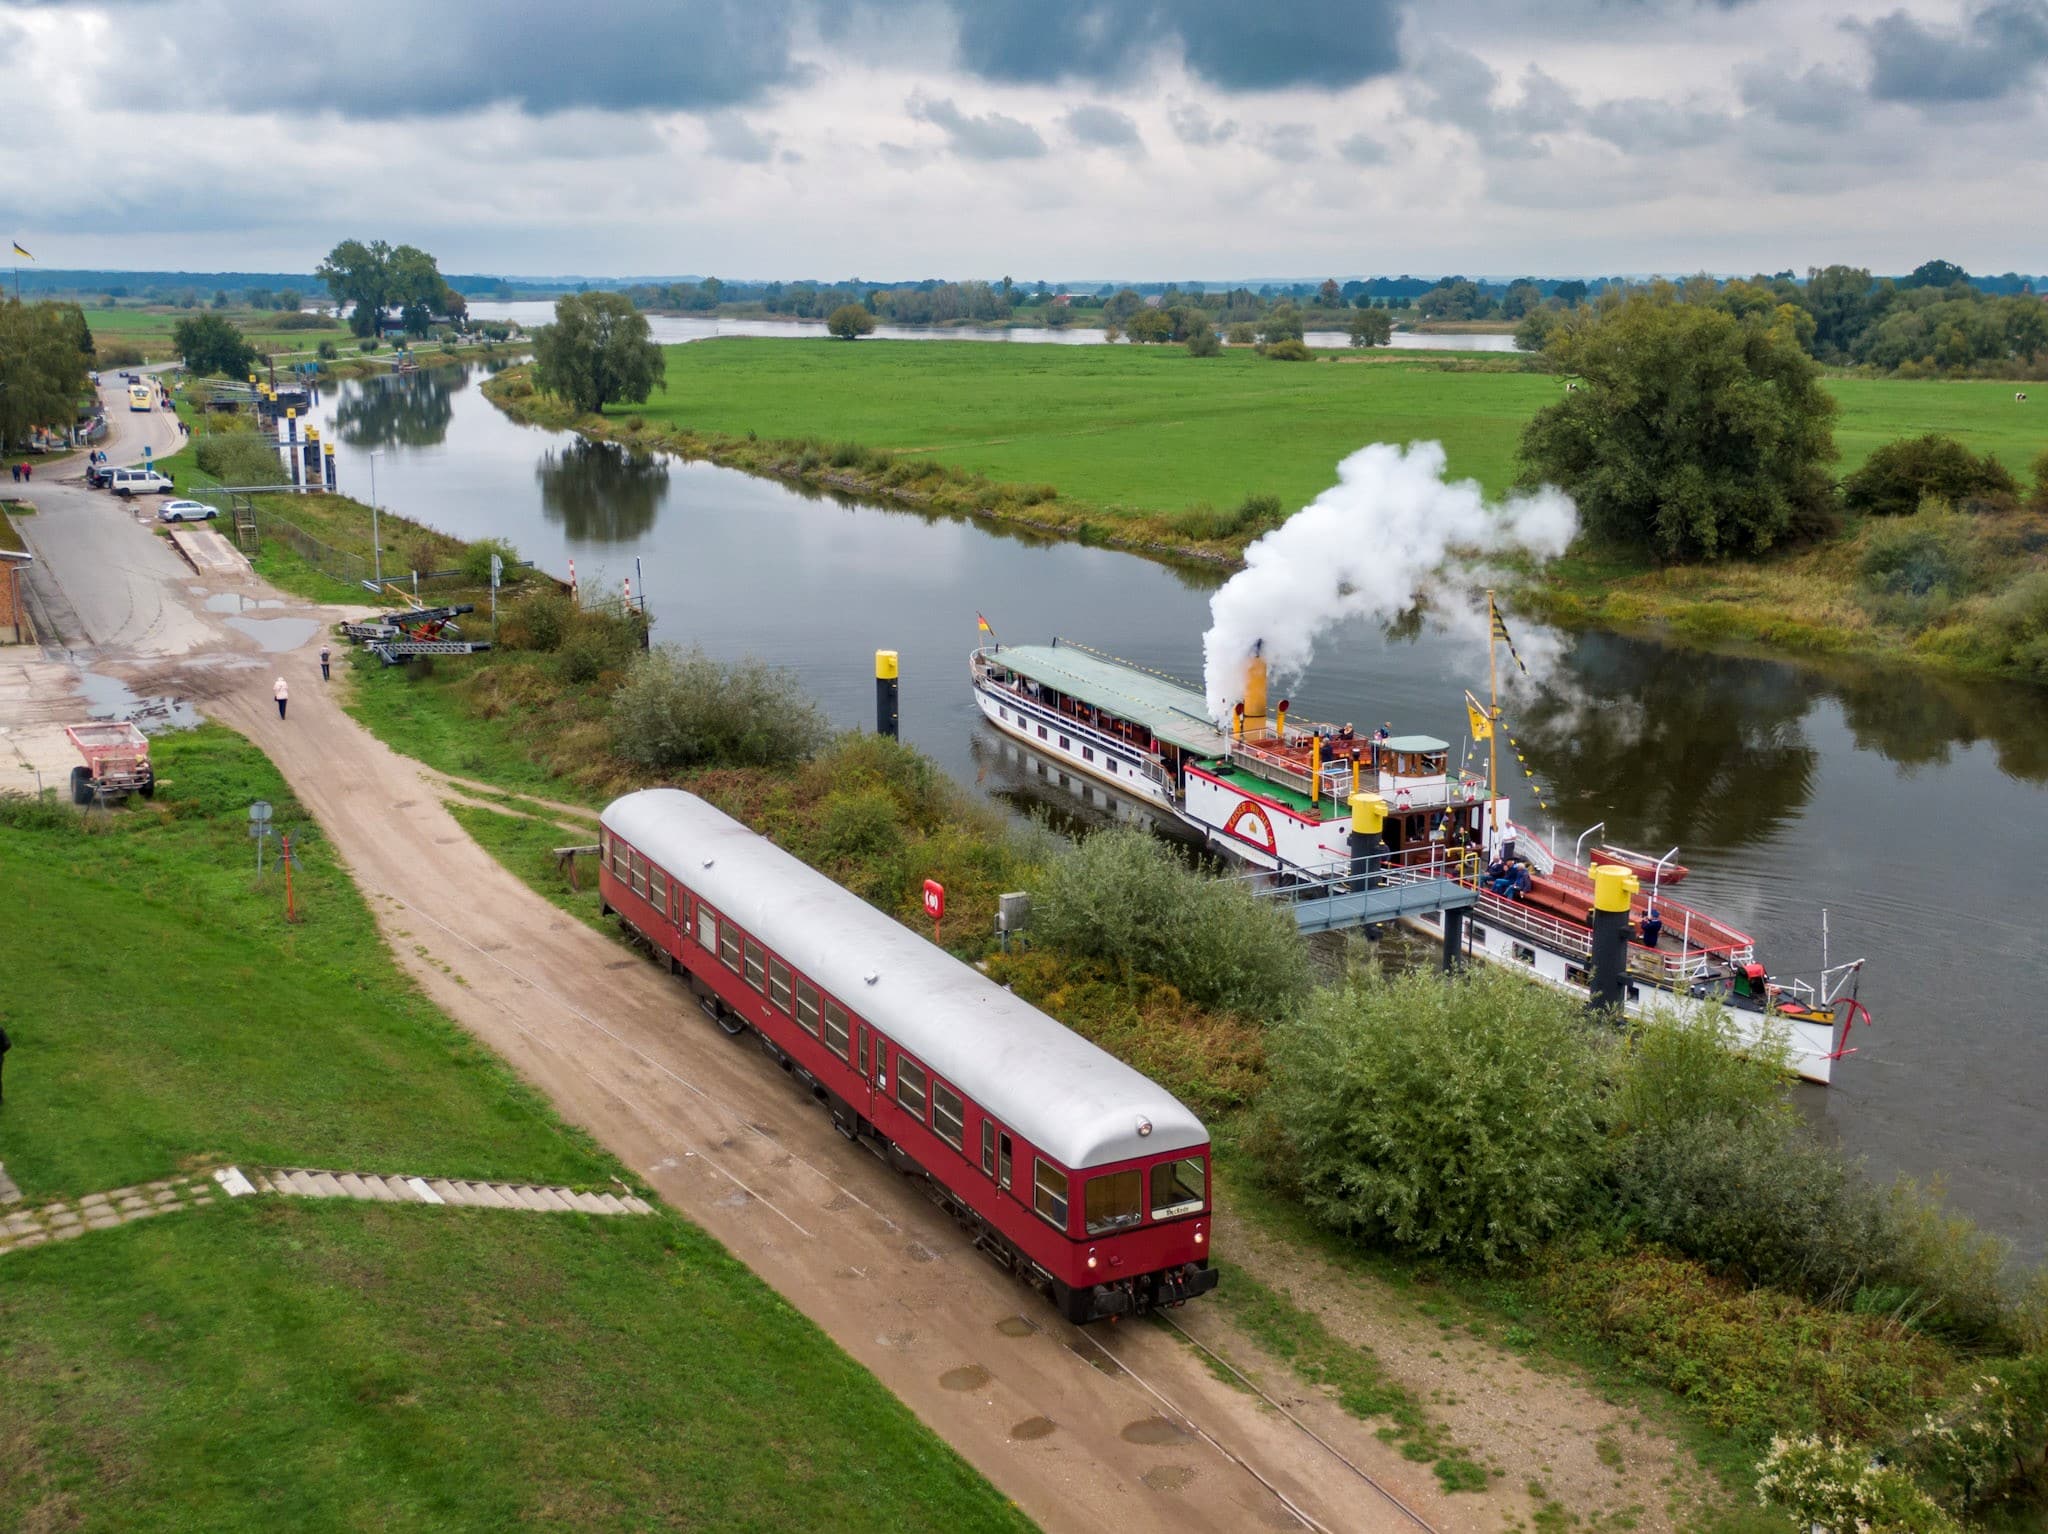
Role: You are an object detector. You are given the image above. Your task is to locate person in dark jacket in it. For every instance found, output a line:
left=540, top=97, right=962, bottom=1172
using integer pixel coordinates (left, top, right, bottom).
left=0, top=1022, right=11, bottom=1104
left=1639, top=906, right=1664, bottom=948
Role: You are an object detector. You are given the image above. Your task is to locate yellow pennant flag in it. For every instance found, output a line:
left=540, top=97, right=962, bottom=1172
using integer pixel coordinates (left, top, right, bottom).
left=1464, top=689, right=1494, bottom=741
left=11, top=242, right=32, bottom=260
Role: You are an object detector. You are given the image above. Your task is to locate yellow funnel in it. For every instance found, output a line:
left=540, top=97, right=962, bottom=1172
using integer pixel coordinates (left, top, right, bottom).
left=1244, top=654, right=1268, bottom=731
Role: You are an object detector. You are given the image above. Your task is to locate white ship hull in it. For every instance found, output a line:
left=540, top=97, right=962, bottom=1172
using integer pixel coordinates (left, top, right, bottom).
left=972, top=676, right=1179, bottom=812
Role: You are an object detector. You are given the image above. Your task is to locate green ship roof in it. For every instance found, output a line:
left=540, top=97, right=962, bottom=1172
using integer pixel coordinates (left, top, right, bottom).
left=987, top=644, right=1231, bottom=756
left=1384, top=734, right=1449, bottom=753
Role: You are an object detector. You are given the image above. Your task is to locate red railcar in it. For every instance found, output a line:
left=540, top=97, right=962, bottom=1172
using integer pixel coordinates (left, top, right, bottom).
left=599, top=788, right=1218, bottom=1324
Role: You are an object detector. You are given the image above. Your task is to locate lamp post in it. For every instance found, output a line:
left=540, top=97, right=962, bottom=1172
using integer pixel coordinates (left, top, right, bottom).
left=368, top=449, right=383, bottom=585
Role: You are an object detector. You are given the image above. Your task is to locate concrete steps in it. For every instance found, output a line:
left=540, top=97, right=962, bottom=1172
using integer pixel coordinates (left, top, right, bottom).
left=252, top=1167, right=655, bottom=1217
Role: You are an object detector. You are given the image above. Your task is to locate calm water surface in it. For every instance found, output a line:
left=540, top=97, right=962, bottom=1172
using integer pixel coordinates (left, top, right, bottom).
left=462, top=299, right=1521, bottom=353
left=311, top=365, right=2048, bottom=1259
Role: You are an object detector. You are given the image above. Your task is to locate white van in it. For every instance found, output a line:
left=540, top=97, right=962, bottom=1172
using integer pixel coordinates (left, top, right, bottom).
left=109, top=468, right=175, bottom=497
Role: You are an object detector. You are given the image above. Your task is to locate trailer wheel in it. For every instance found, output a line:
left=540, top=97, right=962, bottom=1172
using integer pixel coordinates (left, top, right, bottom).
left=71, top=766, right=93, bottom=805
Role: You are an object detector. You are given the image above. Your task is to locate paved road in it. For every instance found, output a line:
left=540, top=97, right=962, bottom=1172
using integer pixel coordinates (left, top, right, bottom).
left=1, top=447, right=1507, bottom=1532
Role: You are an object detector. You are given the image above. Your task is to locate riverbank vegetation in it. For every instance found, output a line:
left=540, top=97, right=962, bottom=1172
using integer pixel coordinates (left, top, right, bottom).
left=0, top=729, right=1030, bottom=1533
left=331, top=605, right=2048, bottom=1528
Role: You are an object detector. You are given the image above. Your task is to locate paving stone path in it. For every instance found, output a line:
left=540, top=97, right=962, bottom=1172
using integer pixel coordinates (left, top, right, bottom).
left=0, top=1162, right=653, bottom=1260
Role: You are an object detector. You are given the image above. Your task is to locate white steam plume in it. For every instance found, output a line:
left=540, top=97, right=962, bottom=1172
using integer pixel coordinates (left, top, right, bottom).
left=1201, top=441, right=1578, bottom=722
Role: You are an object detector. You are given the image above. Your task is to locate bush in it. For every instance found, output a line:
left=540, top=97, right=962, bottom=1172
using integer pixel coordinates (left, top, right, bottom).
left=1168, top=492, right=1288, bottom=542
left=2032, top=447, right=2048, bottom=510
left=193, top=431, right=284, bottom=485
left=1858, top=511, right=1978, bottom=597
left=461, top=536, right=523, bottom=588
left=359, top=340, right=380, bottom=354
left=1186, top=325, right=1220, bottom=357
left=1611, top=1007, right=1790, bottom=1137
left=1843, top=435, right=2019, bottom=517
left=316, top=339, right=338, bottom=360
left=1226, top=322, right=1255, bottom=346
left=1262, top=338, right=1311, bottom=361
left=817, top=786, right=903, bottom=864
left=497, top=590, right=575, bottom=652
left=610, top=644, right=829, bottom=771
left=95, top=341, right=145, bottom=368
left=826, top=304, right=876, bottom=340
left=1030, top=826, right=1308, bottom=1017
left=1260, top=968, right=1607, bottom=1264
left=1755, top=1433, right=1960, bottom=1532
left=1906, top=1354, right=2048, bottom=1520
left=272, top=311, right=334, bottom=331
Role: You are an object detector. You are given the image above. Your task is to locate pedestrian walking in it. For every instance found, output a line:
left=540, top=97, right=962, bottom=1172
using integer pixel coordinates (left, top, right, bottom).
left=21, top=463, right=30, bottom=483
left=319, top=645, right=330, bottom=681
left=274, top=676, right=289, bottom=720
left=0, top=1021, right=11, bottom=1105
left=8, top=463, right=17, bottom=484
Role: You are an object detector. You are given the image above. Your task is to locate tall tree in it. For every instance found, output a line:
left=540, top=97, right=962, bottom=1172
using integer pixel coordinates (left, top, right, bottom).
left=1348, top=308, right=1393, bottom=347
left=532, top=291, right=666, bottom=413
left=317, top=238, right=396, bottom=336
left=388, top=244, right=452, bottom=337
left=0, top=301, right=92, bottom=450
left=172, top=313, right=260, bottom=378
left=1518, top=291, right=1837, bottom=562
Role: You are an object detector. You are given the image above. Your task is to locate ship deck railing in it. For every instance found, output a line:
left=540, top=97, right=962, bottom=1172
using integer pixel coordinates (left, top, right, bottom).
left=973, top=665, right=1169, bottom=763
left=1232, top=846, right=1479, bottom=933
left=1229, top=731, right=1490, bottom=815
left=1467, top=886, right=1755, bottom=988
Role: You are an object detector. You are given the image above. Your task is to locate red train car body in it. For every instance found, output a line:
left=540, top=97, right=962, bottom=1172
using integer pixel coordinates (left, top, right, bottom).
left=599, top=789, right=1218, bottom=1324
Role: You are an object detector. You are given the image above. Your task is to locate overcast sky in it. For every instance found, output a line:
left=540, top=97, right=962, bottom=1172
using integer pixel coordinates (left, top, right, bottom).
left=6, top=0, right=2045, bottom=279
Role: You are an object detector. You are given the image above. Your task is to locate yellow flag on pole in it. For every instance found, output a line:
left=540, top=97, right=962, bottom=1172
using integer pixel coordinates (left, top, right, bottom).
left=11, top=243, right=31, bottom=260
left=1464, top=689, right=1494, bottom=741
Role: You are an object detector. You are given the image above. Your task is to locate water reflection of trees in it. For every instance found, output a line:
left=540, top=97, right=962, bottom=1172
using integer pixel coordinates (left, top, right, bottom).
left=535, top=439, right=670, bottom=542
left=334, top=367, right=464, bottom=449
left=1509, top=633, right=1822, bottom=852
left=1826, top=664, right=2048, bottom=784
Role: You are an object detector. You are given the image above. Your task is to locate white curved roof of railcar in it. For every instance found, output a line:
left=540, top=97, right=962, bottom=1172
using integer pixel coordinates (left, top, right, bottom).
left=602, top=788, right=1209, bottom=1170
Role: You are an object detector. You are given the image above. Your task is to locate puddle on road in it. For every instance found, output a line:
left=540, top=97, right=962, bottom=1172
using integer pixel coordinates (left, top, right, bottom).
left=1120, top=1416, right=1194, bottom=1447
left=1009, top=1415, right=1056, bottom=1440
left=995, top=1315, right=1038, bottom=1338
left=1142, top=1466, right=1195, bottom=1491
left=939, top=1364, right=992, bottom=1392
left=75, top=672, right=200, bottom=732
left=225, top=616, right=321, bottom=653
left=204, top=593, right=287, bottom=614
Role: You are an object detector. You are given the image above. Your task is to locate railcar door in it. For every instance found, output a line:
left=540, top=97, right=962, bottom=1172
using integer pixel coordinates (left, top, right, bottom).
left=860, top=1026, right=881, bottom=1119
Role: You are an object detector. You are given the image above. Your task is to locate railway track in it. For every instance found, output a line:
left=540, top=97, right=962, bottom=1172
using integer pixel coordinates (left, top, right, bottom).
left=1078, top=1315, right=1439, bottom=1534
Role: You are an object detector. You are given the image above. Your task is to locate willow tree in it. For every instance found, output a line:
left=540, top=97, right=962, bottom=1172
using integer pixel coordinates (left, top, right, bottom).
left=532, top=292, right=665, bottom=414
left=1519, top=290, right=1837, bottom=562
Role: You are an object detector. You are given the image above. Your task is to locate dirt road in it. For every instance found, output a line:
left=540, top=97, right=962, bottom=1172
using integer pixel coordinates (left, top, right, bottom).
left=5, top=420, right=1691, bottom=1532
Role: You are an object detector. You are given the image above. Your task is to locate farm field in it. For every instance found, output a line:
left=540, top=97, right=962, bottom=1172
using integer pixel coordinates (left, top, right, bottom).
left=84, top=305, right=345, bottom=361
left=635, top=338, right=2048, bottom=515
left=0, top=728, right=1034, bottom=1534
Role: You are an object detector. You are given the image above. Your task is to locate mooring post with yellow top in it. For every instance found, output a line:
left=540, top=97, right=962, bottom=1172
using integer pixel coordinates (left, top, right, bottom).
left=875, top=650, right=899, bottom=739
left=1589, top=863, right=1640, bottom=1013
left=323, top=440, right=337, bottom=491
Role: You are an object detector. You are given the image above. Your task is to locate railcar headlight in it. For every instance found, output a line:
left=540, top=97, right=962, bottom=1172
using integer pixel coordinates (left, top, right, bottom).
left=1194, top=1230, right=1205, bottom=1244
left=1087, top=1255, right=1098, bottom=1269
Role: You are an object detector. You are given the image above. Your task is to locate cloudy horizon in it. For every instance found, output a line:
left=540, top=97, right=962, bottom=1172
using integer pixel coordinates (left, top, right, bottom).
left=5, top=0, right=2046, bottom=279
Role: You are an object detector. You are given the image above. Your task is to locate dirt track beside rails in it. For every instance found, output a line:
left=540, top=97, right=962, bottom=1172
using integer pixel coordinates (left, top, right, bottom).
left=8, top=398, right=1708, bottom=1531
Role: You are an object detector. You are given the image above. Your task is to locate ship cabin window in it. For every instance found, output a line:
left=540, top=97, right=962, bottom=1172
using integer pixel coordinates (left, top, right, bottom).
left=1082, top=746, right=1094, bottom=763
left=981, top=1119, right=996, bottom=1176
left=768, top=960, right=792, bottom=1013
left=1037, top=725, right=1047, bottom=740
left=1085, top=1170, right=1143, bottom=1235
left=1059, top=735, right=1069, bottom=750
left=795, top=980, right=821, bottom=1036
left=1151, top=1157, right=1207, bottom=1220
left=1565, top=962, right=1589, bottom=987
left=931, top=1081, right=964, bottom=1150
left=648, top=865, right=667, bottom=912
left=743, top=941, right=766, bottom=993
left=1470, top=925, right=1487, bottom=947
left=718, top=922, right=742, bottom=973
left=1033, top=1160, right=1069, bottom=1229
left=896, top=1056, right=927, bottom=1118
left=822, top=1000, right=850, bottom=1060
left=1513, top=942, right=1537, bottom=965
left=696, top=906, right=717, bottom=952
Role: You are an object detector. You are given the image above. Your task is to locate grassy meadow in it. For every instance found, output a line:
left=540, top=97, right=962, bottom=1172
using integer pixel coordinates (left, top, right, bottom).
left=0, top=728, right=1034, bottom=1533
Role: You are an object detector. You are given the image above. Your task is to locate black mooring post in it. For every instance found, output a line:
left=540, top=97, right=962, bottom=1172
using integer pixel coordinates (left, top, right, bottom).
left=1441, top=904, right=1466, bottom=972
left=875, top=650, right=899, bottom=739
left=1588, top=865, right=1638, bottom=1013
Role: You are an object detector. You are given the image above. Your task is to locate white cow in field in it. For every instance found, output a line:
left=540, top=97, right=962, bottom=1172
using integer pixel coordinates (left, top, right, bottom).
left=1565, top=381, right=1580, bottom=392
left=2018, top=392, right=2030, bottom=402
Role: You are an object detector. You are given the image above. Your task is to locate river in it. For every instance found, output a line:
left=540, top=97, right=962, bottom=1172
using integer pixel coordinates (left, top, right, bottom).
left=460, top=299, right=1521, bottom=353
left=308, top=362, right=2048, bottom=1261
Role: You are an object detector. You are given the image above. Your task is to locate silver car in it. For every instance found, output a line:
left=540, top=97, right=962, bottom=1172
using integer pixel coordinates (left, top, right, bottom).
left=157, top=499, right=220, bottom=523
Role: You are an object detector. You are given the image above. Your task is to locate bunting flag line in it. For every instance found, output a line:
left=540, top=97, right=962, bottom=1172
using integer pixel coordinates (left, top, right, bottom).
left=1489, top=594, right=1529, bottom=677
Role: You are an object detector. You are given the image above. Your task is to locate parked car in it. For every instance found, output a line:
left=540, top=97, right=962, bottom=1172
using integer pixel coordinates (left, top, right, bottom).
left=108, top=468, right=174, bottom=496
left=86, top=463, right=114, bottom=489
left=156, top=499, right=220, bottom=523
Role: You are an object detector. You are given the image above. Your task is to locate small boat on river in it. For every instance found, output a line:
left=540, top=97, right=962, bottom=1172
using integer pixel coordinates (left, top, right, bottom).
left=970, top=627, right=1870, bottom=1085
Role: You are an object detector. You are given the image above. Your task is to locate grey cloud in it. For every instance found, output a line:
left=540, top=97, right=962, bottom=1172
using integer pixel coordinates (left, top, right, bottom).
left=945, top=0, right=1401, bottom=91
left=1169, top=102, right=1238, bottom=146
left=703, top=113, right=777, bottom=164
left=1255, top=123, right=1319, bottom=162
left=907, top=94, right=1048, bottom=159
left=1737, top=62, right=1865, bottom=130
left=1407, top=49, right=1579, bottom=158
left=1583, top=97, right=1731, bottom=151
left=1337, top=132, right=1389, bottom=164
left=1853, top=0, right=2048, bottom=103
left=1062, top=103, right=1143, bottom=151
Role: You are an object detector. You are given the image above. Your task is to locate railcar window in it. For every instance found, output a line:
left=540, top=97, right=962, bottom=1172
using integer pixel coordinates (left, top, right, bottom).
left=719, top=922, right=742, bottom=973
left=1033, top=1160, right=1069, bottom=1229
left=768, top=960, right=792, bottom=1013
left=822, top=1000, right=850, bottom=1060
left=999, top=1134, right=1013, bottom=1190
left=696, top=906, right=716, bottom=952
left=630, top=850, right=648, bottom=898
left=795, top=980, right=820, bottom=1036
left=931, top=1082, right=964, bottom=1150
left=981, top=1120, right=995, bottom=1176
left=1085, top=1170, right=1144, bottom=1235
left=1149, top=1157, right=1207, bottom=1220
left=743, top=941, right=765, bottom=992
left=649, top=866, right=667, bottom=912
left=895, top=1056, right=927, bottom=1118
left=857, top=1027, right=869, bottom=1077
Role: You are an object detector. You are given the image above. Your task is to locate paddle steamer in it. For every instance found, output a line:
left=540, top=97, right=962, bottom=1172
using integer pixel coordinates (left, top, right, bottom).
left=970, top=633, right=1869, bottom=1084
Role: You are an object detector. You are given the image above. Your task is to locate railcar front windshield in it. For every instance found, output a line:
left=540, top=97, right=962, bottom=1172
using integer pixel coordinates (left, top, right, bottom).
left=1084, top=1169, right=1143, bottom=1234
left=1150, top=1156, right=1207, bottom=1220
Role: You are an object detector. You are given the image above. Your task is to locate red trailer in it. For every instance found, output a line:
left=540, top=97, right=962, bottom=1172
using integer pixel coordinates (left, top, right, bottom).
left=64, top=721, right=155, bottom=805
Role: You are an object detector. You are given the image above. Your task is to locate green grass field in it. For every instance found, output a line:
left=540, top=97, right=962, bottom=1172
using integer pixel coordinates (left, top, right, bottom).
left=86, top=305, right=344, bottom=361
left=634, top=339, right=2048, bottom=514
left=0, top=728, right=1034, bottom=1533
